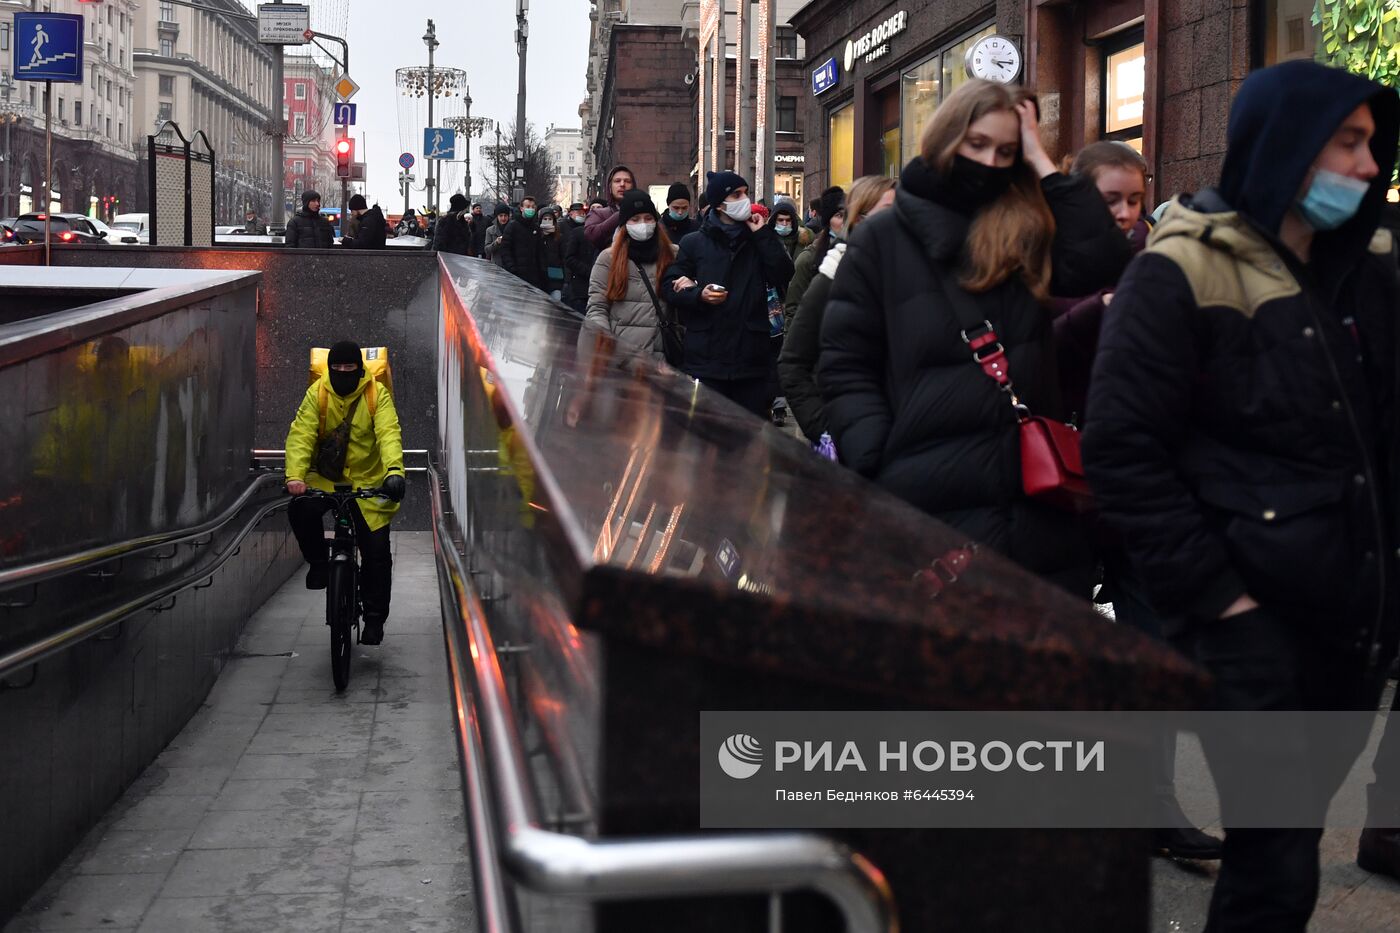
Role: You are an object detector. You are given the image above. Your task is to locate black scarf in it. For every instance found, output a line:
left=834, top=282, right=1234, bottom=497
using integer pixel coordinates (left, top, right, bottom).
left=627, top=234, right=660, bottom=264
left=900, top=155, right=1016, bottom=217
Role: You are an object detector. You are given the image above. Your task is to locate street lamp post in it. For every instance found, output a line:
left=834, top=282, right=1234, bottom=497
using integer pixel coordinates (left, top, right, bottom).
left=515, top=0, right=528, bottom=201
left=423, top=20, right=439, bottom=217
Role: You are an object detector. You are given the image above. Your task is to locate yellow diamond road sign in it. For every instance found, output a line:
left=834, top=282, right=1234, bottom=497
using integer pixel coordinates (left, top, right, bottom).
left=333, top=75, right=359, bottom=102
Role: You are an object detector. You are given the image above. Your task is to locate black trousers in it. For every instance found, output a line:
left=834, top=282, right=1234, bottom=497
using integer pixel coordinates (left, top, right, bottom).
left=288, top=498, right=393, bottom=623
left=700, top=376, right=773, bottom=418
left=1174, top=610, right=1387, bottom=933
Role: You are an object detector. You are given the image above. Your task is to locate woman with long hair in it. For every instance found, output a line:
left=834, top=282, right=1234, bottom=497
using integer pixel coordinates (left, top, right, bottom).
left=1052, top=141, right=1152, bottom=421
left=779, top=175, right=895, bottom=442
left=583, top=190, right=677, bottom=361
left=819, top=80, right=1129, bottom=590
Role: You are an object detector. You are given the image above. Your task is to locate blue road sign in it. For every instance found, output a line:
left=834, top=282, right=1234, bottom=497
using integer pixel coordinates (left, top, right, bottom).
left=398, top=152, right=415, bottom=170
left=812, top=57, right=839, bottom=96
left=13, top=13, right=84, bottom=83
left=333, top=102, right=357, bottom=126
left=424, top=127, right=456, bottom=160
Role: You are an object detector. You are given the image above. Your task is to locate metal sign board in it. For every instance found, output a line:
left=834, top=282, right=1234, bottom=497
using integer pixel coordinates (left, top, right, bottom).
left=424, top=127, right=455, bottom=160
left=13, top=13, right=85, bottom=83
left=811, top=57, right=839, bottom=96
left=257, top=4, right=311, bottom=45
left=398, top=152, right=415, bottom=170
left=333, top=102, right=356, bottom=126
left=333, top=74, right=359, bottom=101
left=349, top=162, right=365, bottom=182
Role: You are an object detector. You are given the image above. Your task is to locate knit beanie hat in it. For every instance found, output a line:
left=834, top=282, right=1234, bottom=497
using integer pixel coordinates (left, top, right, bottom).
left=347, top=194, right=367, bottom=211
left=817, top=186, right=845, bottom=228
left=617, top=189, right=659, bottom=224
left=704, top=171, right=747, bottom=209
left=666, top=182, right=692, bottom=205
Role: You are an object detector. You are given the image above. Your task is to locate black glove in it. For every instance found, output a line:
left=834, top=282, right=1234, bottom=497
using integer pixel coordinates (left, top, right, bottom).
left=382, top=473, right=406, bottom=503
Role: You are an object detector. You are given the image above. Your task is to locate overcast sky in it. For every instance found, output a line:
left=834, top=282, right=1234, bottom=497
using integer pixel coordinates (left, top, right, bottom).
left=344, top=0, right=590, bottom=204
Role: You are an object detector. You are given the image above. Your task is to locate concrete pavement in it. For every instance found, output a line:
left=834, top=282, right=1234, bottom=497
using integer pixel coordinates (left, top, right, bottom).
left=4, top=532, right=475, bottom=933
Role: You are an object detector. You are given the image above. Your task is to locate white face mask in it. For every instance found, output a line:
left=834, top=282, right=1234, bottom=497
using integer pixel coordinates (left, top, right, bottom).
left=541, top=221, right=556, bottom=233
left=626, top=221, right=656, bottom=241
left=722, top=196, right=753, bottom=222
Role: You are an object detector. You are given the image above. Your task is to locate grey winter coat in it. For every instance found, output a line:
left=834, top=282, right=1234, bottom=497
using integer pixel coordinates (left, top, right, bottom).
left=484, top=221, right=509, bottom=263
left=583, top=245, right=677, bottom=361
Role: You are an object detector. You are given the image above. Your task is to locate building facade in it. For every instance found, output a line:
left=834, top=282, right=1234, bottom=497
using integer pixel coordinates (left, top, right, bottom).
left=283, top=54, right=336, bottom=213
left=544, top=124, right=585, bottom=205
left=580, top=0, right=691, bottom=195
left=131, top=0, right=277, bottom=222
left=0, top=0, right=142, bottom=220
left=792, top=0, right=1384, bottom=210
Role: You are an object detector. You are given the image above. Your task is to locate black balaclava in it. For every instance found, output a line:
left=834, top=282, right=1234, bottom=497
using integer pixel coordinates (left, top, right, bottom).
left=326, top=341, right=364, bottom=397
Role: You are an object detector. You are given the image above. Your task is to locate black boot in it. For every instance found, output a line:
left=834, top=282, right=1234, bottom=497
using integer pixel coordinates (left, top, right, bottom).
left=305, top=561, right=328, bottom=590
left=360, top=615, right=385, bottom=645
left=1358, top=784, right=1400, bottom=880
left=1154, top=796, right=1223, bottom=860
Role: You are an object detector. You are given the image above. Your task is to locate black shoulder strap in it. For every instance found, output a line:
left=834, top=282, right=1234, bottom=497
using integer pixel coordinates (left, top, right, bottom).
left=632, top=259, right=673, bottom=324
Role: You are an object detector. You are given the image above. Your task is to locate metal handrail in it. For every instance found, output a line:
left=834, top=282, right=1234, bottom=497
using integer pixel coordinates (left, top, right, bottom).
left=253, top=450, right=431, bottom=473
left=0, top=471, right=284, bottom=592
left=0, top=492, right=290, bottom=680
left=428, top=465, right=898, bottom=932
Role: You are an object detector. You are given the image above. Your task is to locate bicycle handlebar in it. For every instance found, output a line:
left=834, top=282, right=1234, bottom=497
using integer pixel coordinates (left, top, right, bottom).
left=290, top=486, right=387, bottom=502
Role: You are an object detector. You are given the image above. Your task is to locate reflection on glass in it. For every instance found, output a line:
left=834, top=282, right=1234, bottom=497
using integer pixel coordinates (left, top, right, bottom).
left=829, top=103, right=855, bottom=191
left=881, top=126, right=901, bottom=177
left=1261, top=0, right=1318, bottom=64
left=900, top=24, right=995, bottom=167
left=1105, top=43, right=1146, bottom=135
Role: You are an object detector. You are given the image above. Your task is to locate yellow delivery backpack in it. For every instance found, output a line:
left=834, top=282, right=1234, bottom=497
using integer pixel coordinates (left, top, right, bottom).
left=308, top=346, right=393, bottom=434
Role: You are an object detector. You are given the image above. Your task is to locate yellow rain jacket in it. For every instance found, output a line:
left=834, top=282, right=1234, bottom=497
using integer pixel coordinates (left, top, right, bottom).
left=284, top=372, right=405, bottom=531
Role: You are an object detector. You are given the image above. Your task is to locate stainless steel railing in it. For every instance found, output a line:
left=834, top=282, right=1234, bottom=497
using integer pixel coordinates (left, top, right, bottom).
left=427, top=465, right=899, bottom=933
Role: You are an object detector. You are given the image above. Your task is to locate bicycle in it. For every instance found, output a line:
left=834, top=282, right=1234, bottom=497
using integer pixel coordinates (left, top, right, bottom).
left=291, top=485, right=386, bottom=691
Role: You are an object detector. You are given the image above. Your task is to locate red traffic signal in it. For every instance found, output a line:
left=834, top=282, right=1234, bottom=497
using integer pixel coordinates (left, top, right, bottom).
left=335, top=138, right=354, bottom=178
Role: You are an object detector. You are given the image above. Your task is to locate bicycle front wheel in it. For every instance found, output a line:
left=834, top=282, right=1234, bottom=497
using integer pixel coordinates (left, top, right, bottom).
left=327, top=560, right=355, bottom=691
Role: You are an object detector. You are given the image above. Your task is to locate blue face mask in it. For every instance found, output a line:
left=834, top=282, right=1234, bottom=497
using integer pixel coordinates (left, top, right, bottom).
left=1295, top=169, right=1370, bottom=231
left=669, top=209, right=687, bottom=221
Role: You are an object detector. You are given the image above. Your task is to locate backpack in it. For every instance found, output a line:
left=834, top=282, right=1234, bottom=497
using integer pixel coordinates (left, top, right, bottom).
left=308, top=346, right=393, bottom=436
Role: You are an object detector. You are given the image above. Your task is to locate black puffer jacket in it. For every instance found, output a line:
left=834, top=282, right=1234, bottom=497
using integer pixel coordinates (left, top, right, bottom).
left=343, top=206, right=387, bottom=250
left=661, top=212, right=795, bottom=381
left=432, top=210, right=472, bottom=255
left=284, top=207, right=333, bottom=249
left=1084, top=62, right=1400, bottom=657
left=469, top=211, right=488, bottom=256
left=501, top=214, right=546, bottom=289
left=819, top=159, right=1128, bottom=581
left=563, top=220, right=598, bottom=303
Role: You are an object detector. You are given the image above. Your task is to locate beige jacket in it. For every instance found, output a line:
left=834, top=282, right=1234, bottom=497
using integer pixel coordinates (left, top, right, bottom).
left=583, top=244, right=677, bottom=361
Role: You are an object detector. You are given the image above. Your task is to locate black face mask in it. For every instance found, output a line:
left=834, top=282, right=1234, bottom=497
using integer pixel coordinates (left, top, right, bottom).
left=940, top=155, right=1018, bottom=214
left=329, top=368, right=363, bottom=397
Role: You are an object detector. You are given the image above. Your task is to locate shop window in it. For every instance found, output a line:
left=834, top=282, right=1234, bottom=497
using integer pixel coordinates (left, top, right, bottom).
left=829, top=103, right=855, bottom=191
left=778, top=96, right=797, bottom=133
left=1259, top=0, right=1318, bottom=64
left=1103, top=29, right=1145, bottom=150
left=899, top=24, right=996, bottom=167
left=878, top=86, right=901, bottom=177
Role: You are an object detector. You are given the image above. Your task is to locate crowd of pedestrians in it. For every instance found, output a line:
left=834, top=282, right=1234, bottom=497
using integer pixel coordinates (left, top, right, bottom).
left=569, top=61, right=1400, bottom=933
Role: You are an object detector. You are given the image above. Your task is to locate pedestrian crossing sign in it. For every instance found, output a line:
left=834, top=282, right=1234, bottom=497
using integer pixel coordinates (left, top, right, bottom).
left=13, top=12, right=85, bottom=84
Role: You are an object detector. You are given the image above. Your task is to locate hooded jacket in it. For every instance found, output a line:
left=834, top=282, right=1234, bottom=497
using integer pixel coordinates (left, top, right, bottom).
left=1083, top=62, right=1400, bottom=657
left=661, top=211, right=795, bottom=381
left=819, top=159, right=1129, bottom=584
left=284, top=371, right=405, bottom=531
left=585, top=166, right=635, bottom=249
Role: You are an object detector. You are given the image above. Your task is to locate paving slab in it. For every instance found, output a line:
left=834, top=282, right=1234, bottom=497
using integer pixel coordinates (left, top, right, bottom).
left=4, top=534, right=475, bottom=933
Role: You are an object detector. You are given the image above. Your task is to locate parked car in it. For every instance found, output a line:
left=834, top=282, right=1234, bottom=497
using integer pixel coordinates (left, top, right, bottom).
left=90, top=218, right=141, bottom=245
left=111, top=212, right=150, bottom=244
left=0, top=219, right=16, bottom=246
left=12, top=213, right=107, bottom=245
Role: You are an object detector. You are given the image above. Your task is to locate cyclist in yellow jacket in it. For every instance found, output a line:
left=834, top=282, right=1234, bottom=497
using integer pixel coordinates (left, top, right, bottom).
left=284, top=341, right=406, bottom=645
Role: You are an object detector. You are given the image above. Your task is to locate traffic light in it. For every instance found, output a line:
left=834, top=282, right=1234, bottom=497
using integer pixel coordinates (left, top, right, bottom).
left=335, top=138, right=354, bottom=178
